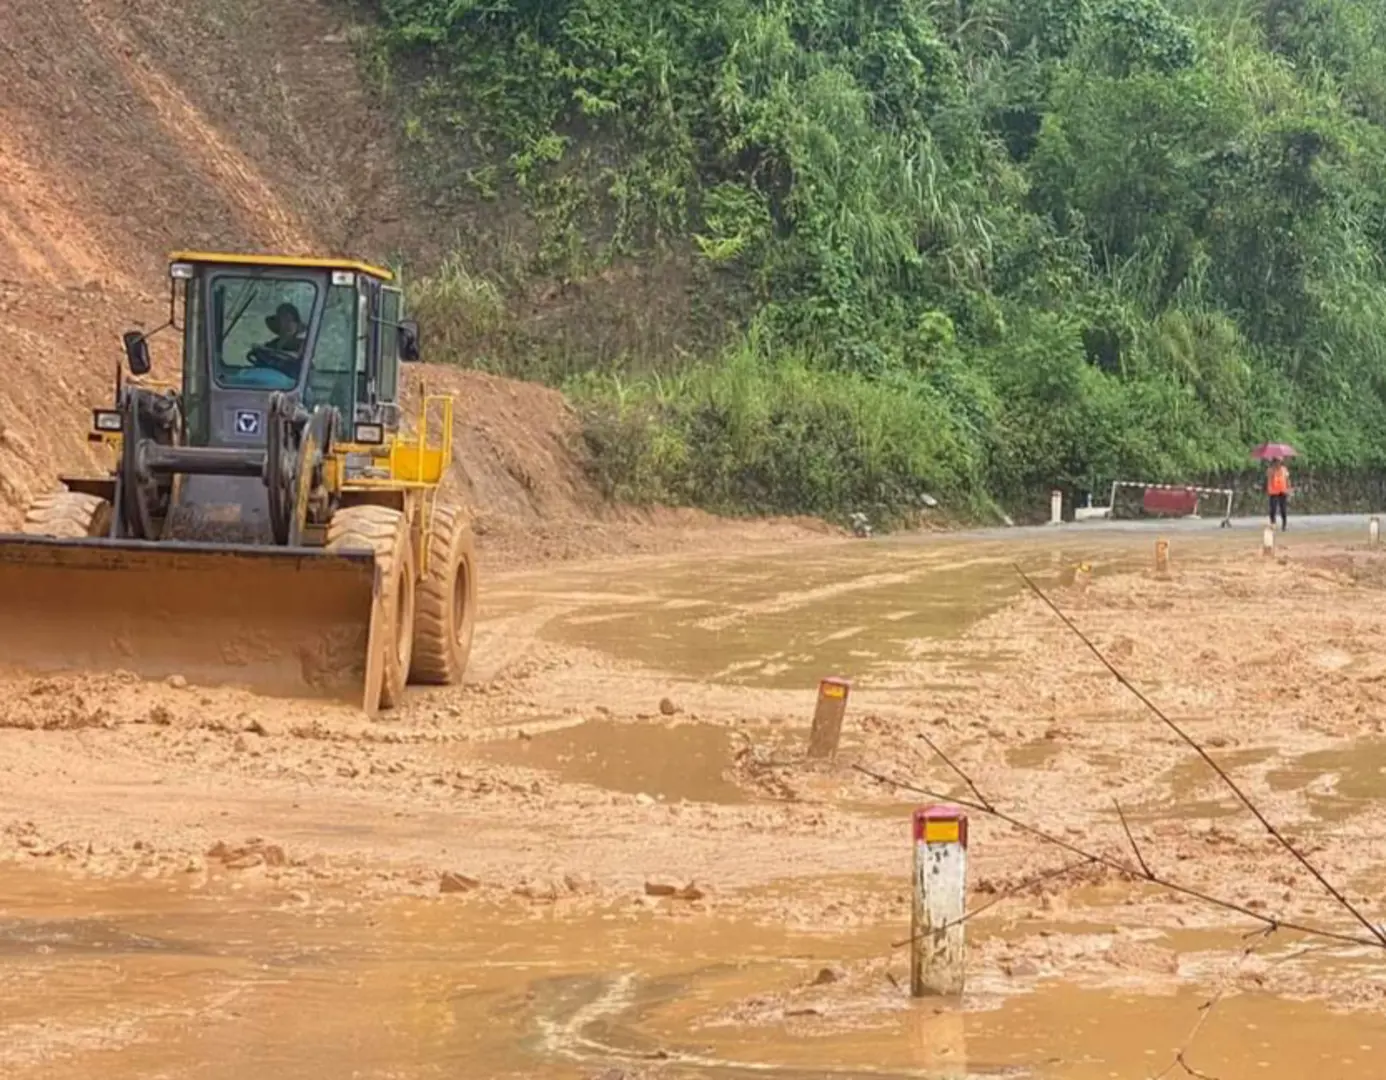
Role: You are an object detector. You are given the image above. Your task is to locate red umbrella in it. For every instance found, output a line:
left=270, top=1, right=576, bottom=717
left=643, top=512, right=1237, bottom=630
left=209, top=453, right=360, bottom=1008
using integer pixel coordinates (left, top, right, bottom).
left=1251, top=442, right=1296, bottom=461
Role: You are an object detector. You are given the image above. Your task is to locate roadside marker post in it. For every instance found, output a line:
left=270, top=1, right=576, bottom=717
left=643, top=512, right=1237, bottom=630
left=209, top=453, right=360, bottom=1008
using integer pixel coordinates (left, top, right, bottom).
left=911, top=805, right=968, bottom=997
left=1371, top=516, right=1380, bottom=546
left=1262, top=525, right=1275, bottom=557
left=1049, top=490, right=1062, bottom=526
left=807, top=677, right=851, bottom=760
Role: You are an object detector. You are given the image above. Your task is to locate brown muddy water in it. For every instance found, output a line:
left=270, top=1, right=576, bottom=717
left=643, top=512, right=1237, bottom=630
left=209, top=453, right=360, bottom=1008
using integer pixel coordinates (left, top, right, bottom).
left=480, top=533, right=1193, bottom=690
left=6, top=523, right=1385, bottom=1078
left=4, top=864, right=1384, bottom=1080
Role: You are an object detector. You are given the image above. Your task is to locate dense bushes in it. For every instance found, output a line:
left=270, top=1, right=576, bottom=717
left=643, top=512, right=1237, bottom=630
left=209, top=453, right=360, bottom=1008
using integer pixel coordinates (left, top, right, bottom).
left=368, top=0, right=1386, bottom=520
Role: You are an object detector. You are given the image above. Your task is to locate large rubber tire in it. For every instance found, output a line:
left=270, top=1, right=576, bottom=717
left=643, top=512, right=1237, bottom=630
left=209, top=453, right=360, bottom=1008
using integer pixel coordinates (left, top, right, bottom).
left=409, top=504, right=477, bottom=686
left=326, top=505, right=416, bottom=711
left=21, top=491, right=112, bottom=538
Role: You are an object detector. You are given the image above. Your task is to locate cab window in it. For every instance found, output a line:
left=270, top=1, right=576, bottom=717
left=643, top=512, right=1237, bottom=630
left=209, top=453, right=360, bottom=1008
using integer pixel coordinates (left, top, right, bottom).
left=306, top=283, right=359, bottom=414
left=210, top=275, right=318, bottom=391
left=378, top=287, right=402, bottom=403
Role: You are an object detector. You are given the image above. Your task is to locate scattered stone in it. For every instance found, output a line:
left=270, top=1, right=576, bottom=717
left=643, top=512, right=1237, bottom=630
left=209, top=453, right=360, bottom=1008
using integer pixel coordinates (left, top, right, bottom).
left=207, top=838, right=286, bottom=870
left=440, top=872, right=480, bottom=894
left=1002, top=958, right=1040, bottom=978
left=644, top=879, right=679, bottom=897
left=260, top=844, right=287, bottom=867
left=658, top=697, right=678, bottom=716
left=784, top=1006, right=822, bottom=1018
left=675, top=882, right=705, bottom=901
left=634, top=792, right=656, bottom=806
left=147, top=705, right=173, bottom=726
left=166, top=674, right=188, bottom=689
left=812, top=967, right=842, bottom=985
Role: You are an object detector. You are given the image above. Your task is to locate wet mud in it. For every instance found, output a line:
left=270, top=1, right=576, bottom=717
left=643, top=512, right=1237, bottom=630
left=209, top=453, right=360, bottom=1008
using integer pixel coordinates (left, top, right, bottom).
left=3, top=521, right=1386, bottom=1077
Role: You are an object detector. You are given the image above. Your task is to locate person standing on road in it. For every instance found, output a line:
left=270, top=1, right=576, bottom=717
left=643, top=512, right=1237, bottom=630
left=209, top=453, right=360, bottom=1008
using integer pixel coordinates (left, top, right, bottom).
left=1267, top=457, right=1290, bottom=530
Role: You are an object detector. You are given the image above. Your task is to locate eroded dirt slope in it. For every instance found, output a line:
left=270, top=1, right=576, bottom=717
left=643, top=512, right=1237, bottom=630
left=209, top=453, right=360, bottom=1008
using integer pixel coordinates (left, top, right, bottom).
left=0, top=0, right=761, bottom=556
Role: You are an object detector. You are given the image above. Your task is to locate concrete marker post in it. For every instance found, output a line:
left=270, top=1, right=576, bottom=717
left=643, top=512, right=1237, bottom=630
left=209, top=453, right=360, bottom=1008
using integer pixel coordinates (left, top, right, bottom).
left=911, top=805, right=968, bottom=997
left=806, top=677, right=850, bottom=760
left=1371, top=516, right=1380, bottom=546
left=1262, top=525, right=1275, bottom=557
left=1049, top=490, right=1063, bottom=526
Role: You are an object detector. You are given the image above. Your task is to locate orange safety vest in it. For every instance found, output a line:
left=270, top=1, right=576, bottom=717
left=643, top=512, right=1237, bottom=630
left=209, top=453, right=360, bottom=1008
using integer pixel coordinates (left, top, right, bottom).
left=1267, top=465, right=1289, bottom=496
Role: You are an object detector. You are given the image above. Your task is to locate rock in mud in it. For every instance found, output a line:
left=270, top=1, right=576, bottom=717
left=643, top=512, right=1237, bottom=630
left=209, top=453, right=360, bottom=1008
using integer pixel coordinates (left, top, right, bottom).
left=439, top=872, right=480, bottom=894
left=659, top=697, right=679, bottom=716
left=811, top=967, right=841, bottom=985
left=166, top=674, right=188, bottom=689
left=208, top=838, right=287, bottom=870
left=644, top=879, right=706, bottom=900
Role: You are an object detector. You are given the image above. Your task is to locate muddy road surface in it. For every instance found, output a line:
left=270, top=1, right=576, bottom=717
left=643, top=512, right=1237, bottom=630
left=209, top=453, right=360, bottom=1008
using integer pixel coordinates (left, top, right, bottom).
left=3, top=519, right=1386, bottom=1078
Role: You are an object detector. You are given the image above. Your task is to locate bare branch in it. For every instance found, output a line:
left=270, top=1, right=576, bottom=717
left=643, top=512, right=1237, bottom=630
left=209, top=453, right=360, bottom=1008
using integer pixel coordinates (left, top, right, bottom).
left=890, top=856, right=1097, bottom=949
left=852, top=762, right=1382, bottom=950
left=1151, top=926, right=1276, bottom=1080
left=1014, top=564, right=1386, bottom=948
left=1114, top=797, right=1154, bottom=880
left=915, top=729, right=995, bottom=811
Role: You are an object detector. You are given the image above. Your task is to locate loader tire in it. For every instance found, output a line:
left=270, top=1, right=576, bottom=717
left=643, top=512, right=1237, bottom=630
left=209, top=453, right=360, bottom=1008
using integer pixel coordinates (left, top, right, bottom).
left=327, top=505, right=416, bottom=711
left=21, top=491, right=112, bottom=538
left=409, top=504, right=477, bottom=686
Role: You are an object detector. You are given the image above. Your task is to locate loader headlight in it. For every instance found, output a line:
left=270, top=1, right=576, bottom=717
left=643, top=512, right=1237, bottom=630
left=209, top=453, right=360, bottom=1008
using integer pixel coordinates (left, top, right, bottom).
left=169, top=262, right=194, bottom=280
left=353, top=423, right=384, bottom=445
left=93, top=409, right=122, bottom=432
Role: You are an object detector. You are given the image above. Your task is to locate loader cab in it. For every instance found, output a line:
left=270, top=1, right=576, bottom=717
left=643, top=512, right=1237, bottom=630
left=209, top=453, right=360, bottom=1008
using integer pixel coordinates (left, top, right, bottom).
left=163, top=253, right=419, bottom=450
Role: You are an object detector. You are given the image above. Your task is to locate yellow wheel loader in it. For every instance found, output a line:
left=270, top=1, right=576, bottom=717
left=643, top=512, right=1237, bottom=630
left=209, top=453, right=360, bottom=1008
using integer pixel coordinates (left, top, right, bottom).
left=0, top=253, right=477, bottom=714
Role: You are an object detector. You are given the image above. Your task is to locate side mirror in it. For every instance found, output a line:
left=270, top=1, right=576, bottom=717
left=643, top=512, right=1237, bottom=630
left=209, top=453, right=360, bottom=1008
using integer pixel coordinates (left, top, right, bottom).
left=123, top=331, right=151, bottom=376
left=398, top=319, right=421, bottom=363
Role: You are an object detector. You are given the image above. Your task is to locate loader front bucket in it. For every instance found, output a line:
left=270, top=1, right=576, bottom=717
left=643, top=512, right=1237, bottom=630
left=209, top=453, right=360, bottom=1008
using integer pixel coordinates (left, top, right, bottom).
left=0, top=536, right=388, bottom=713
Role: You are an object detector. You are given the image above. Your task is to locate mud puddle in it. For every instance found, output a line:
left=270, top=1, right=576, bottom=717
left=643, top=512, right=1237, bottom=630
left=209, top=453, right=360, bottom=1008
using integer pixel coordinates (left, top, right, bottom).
left=1126, top=748, right=1276, bottom=822
left=1267, top=738, right=1386, bottom=822
left=486, top=535, right=1187, bottom=690
left=5, top=855, right=1384, bottom=1079
left=478, top=718, right=761, bottom=804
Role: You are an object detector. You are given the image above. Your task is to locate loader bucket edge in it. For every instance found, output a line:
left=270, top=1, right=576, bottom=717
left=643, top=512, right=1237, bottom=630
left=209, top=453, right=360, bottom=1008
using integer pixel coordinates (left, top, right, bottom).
left=0, top=535, right=381, bottom=709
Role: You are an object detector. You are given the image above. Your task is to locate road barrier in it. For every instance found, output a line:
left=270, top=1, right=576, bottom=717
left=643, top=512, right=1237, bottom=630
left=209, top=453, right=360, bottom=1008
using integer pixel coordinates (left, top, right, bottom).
left=1076, top=481, right=1233, bottom=526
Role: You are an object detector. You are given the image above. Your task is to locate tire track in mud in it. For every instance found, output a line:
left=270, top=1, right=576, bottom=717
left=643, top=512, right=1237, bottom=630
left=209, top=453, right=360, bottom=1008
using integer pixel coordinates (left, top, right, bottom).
left=530, top=968, right=1019, bottom=1079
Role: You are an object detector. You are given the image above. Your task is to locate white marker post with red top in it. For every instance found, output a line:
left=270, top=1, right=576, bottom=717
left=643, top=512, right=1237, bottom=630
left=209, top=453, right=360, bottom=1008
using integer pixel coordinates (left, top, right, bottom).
left=911, top=805, right=968, bottom=997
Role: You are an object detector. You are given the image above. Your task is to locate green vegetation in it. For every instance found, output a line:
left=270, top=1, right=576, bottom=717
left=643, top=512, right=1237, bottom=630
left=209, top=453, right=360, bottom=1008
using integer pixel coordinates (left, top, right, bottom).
left=366, top=0, right=1386, bottom=521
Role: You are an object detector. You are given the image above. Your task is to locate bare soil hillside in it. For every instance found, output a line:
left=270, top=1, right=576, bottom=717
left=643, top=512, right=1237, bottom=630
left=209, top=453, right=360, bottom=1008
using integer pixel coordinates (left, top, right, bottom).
left=0, top=0, right=824, bottom=555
